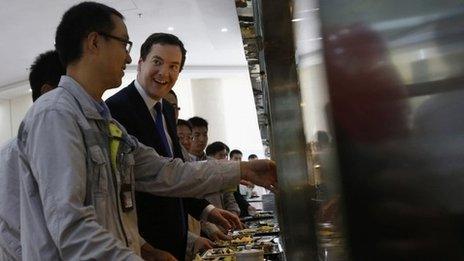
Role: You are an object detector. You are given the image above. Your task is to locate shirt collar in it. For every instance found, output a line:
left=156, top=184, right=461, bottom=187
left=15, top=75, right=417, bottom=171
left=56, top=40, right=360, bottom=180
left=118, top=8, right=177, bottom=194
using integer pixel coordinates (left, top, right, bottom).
left=192, top=151, right=207, bottom=161
left=134, top=79, right=163, bottom=111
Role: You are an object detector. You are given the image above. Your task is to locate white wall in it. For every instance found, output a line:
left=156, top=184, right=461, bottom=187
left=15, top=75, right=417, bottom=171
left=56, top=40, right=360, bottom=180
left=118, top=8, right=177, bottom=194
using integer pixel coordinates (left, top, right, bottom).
left=10, top=94, right=33, bottom=137
left=0, top=99, right=12, bottom=145
left=191, top=78, right=228, bottom=143
left=173, top=77, right=194, bottom=120
left=221, top=76, right=264, bottom=158
left=0, top=94, right=33, bottom=145
left=185, top=76, right=264, bottom=158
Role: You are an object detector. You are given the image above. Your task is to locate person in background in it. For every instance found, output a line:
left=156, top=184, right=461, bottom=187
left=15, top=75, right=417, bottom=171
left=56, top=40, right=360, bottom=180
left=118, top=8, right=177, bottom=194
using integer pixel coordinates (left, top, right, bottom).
left=15, top=2, right=277, bottom=260
left=188, top=116, right=209, bottom=161
left=205, top=142, right=241, bottom=216
left=231, top=150, right=254, bottom=189
left=200, top=141, right=241, bottom=241
left=178, top=118, right=205, bottom=259
left=162, top=89, right=194, bottom=162
left=165, top=89, right=216, bottom=259
left=106, top=33, right=233, bottom=260
left=184, top=118, right=233, bottom=242
left=177, top=119, right=194, bottom=161
left=229, top=149, right=243, bottom=162
left=206, top=141, right=229, bottom=161
left=28, top=51, right=66, bottom=102
left=248, top=154, right=258, bottom=161
left=230, top=150, right=258, bottom=217
left=0, top=50, right=65, bottom=261
left=164, top=90, right=180, bottom=121
left=247, top=154, right=269, bottom=197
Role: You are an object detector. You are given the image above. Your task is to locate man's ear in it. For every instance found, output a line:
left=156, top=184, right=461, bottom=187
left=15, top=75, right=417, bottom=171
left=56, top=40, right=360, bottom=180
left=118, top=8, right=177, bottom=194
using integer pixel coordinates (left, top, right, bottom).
left=137, top=58, right=143, bottom=72
left=40, top=83, right=55, bottom=95
left=85, top=31, right=100, bottom=54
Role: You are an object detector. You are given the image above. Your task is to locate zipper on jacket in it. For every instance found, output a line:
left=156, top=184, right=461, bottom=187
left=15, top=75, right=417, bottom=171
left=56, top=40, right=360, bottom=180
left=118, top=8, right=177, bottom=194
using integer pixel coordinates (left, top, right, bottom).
left=103, top=122, right=129, bottom=247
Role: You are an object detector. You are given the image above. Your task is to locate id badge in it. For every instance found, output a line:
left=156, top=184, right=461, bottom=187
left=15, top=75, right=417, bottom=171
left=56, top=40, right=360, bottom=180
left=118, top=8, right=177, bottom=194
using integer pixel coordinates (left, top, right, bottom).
left=120, top=183, right=134, bottom=212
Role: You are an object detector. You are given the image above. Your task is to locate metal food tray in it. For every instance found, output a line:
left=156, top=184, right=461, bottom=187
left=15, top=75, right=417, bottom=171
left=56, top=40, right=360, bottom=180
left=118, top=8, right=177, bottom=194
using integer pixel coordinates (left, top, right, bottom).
left=201, top=248, right=235, bottom=259
left=250, top=242, right=281, bottom=257
left=234, top=226, right=280, bottom=236
left=240, top=214, right=274, bottom=222
left=253, top=228, right=280, bottom=236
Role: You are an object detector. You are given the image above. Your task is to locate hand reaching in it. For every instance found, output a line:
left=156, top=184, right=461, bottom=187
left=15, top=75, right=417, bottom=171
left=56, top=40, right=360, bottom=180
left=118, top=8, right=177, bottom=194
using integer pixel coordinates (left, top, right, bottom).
left=141, top=243, right=177, bottom=261
left=194, top=236, right=214, bottom=253
left=240, top=160, right=277, bottom=192
left=207, top=208, right=243, bottom=231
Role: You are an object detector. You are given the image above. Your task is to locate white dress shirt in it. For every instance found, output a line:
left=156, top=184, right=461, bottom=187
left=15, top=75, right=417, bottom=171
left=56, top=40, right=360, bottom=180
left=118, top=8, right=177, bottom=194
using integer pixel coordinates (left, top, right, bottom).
left=134, top=80, right=173, bottom=156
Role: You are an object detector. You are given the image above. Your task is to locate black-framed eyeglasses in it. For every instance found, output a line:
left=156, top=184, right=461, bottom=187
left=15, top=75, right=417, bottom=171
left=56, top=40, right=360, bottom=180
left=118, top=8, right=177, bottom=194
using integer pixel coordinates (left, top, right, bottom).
left=98, top=32, right=133, bottom=53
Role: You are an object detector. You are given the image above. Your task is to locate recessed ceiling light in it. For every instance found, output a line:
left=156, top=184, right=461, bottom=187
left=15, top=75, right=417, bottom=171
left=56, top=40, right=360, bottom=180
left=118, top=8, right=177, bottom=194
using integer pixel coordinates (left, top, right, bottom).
left=167, top=26, right=174, bottom=31
left=221, top=28, right=228, bottom=32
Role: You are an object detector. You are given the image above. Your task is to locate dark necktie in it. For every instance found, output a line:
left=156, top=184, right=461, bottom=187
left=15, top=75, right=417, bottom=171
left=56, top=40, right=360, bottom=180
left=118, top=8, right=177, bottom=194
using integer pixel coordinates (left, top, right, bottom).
left=154, top=102, right=172, bottom=157
left=154, top=103, right=186, bottom=235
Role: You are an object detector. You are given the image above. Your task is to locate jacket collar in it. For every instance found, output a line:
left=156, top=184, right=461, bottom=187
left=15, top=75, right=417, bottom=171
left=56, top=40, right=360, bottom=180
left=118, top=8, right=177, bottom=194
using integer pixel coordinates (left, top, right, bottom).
left=58, top=76, right=107, bottom=120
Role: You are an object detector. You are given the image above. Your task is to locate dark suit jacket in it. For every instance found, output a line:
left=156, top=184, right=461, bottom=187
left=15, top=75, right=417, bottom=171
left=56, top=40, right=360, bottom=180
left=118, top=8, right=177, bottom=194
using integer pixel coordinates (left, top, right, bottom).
left=106, top=82, right=209, bottom=260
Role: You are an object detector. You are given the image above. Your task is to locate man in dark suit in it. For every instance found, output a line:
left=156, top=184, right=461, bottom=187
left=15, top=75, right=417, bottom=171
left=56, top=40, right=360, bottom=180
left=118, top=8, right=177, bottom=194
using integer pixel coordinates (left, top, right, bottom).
left=106, top=33, right=240, bottom=260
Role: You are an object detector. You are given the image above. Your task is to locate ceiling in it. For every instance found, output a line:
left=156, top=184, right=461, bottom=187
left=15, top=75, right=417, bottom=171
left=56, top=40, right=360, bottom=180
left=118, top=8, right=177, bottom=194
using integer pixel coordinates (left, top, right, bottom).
left=0, top=0, right=247, bottom=95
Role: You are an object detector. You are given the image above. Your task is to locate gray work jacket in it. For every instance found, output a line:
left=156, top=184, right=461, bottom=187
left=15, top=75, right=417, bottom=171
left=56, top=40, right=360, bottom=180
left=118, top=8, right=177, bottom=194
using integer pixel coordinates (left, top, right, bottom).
left=0, top=139, right=21, bottom=260
left=16, top=76, right=240, bottom=260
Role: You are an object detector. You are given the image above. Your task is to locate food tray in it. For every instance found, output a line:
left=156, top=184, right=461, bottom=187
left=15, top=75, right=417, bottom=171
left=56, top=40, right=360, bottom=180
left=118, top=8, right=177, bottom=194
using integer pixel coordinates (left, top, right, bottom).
left=240, top=211, right=274, bottom=222
left=201, top=248, right=235, bottom=258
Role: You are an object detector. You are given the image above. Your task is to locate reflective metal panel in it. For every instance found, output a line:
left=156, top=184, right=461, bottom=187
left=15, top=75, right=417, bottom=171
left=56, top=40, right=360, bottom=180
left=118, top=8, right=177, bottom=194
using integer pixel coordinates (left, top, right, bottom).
left=254, top=0, right=319, bottom=259
left=320, top=1, right=464, bottom=259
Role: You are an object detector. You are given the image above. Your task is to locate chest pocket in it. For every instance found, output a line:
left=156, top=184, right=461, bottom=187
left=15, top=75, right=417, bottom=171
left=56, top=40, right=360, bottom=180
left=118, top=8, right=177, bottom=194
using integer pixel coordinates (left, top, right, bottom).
left=89, top=145, right=109, bottom=196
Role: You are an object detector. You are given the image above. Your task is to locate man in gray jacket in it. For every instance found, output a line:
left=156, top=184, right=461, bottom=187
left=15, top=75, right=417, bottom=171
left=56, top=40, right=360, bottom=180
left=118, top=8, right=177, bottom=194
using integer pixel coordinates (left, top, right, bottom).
left=0, top=51, right=177, bottom=261
left=0, top=50, right=65, bottom=261
left=15, top=2, right=277, bottom=260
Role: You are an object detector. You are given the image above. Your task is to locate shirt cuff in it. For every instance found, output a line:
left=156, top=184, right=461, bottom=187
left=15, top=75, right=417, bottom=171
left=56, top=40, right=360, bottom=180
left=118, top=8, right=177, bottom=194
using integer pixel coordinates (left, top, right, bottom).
left=186, top=232, right=200, bottom=258
left=138, top=234, right=146, bottom=248
left=200, top=204, right=216, bottom=221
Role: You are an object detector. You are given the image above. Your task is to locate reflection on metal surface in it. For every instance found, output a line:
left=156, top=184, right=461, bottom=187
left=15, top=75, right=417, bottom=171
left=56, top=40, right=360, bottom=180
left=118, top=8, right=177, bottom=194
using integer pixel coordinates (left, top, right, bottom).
left=319, top=0, right=464, bottom=259
left=253, top=0, right=319, bottom=259
left=292, top=0, right=349, bottom=260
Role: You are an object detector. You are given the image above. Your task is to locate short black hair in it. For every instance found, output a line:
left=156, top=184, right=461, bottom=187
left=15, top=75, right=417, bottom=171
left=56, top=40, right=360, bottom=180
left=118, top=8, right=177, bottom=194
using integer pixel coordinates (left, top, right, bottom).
left=55, top=1, right=123, bottom=66
left=230, top=149, right=243, bottom=158
left=188, top=116, right=208, bottom=129
left=29, top=50, right=65, bottom=101
left=206, top=141, right=229, bottom=157
left=248, top=154, right=258, bottom=160
left=168, top=90, right=177, bottom=101
left=140, top=33, right=187, bottom=71
left=177, top=119, right=192, bottom=131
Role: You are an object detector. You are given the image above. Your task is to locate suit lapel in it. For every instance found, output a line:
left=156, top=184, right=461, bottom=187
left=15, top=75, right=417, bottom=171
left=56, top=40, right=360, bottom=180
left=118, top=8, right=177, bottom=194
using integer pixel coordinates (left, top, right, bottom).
left=127, top=84, right=169, bottom=156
